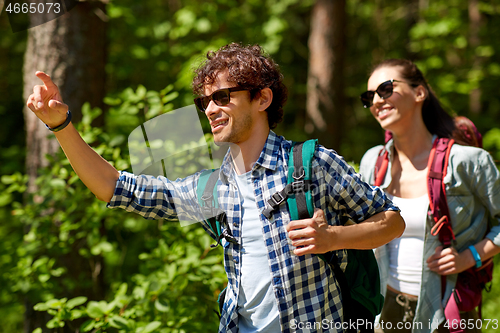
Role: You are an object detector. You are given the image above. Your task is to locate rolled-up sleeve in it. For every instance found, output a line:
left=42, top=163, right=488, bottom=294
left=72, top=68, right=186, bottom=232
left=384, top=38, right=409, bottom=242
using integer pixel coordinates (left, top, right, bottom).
left=316, top=146, right=399, bottom=224
left=107, top=171, right=204, bottom=222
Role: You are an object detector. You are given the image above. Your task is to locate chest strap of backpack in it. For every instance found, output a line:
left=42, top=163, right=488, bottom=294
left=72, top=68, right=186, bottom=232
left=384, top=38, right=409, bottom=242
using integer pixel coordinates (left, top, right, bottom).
left=197, top=169, right=238, bottom=247
left=427, top=138, right=456, bottom=248
left=262, top=140, right=316, bottom=220
left=373, top=138, right=456, bottom=248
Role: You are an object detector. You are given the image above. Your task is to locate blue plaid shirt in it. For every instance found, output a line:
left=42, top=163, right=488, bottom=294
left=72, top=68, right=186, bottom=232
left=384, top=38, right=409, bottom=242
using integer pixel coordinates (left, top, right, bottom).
left=108, top=131, right=398, bottom=332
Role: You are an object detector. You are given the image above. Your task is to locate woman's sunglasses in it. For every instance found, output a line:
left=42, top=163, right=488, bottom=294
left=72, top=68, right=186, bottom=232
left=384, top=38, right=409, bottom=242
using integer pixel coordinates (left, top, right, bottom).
left=194, top=87, right=248, bottom=112
left=360, top=79, right=406, bottom=108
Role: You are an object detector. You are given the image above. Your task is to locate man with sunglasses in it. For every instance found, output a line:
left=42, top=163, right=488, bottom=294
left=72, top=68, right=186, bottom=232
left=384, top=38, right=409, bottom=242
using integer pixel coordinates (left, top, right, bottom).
left=27, top=43, right=404, bottom=333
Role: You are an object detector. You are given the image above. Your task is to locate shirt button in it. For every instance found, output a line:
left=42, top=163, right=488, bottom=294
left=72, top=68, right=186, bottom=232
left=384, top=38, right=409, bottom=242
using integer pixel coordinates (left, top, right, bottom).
left=233, top=222, right=239, bottom=227
left=233, top=257, right=239, bottom=264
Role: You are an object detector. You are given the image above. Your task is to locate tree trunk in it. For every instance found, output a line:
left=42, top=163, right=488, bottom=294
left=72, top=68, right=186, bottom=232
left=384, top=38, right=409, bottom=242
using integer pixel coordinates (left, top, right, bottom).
left=22, top=1, right=107, bottom=332
left=23, top=0, right=107, bottom=192
left=468, top=0, right=482, bottom=114
left=306, top=0, right=346, bottom=151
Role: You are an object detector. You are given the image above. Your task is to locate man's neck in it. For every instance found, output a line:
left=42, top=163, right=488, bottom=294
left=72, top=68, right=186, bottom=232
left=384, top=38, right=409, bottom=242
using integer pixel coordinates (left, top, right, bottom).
left=230, top=130, right=270, bottom=175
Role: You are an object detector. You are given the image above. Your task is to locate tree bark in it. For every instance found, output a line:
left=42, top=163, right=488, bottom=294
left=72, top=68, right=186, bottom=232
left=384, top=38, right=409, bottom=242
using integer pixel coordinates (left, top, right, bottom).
left=23, top=0, right=107, bottom=192
left=468, top=0, right=482, bottom=114
left=22, top=1, right=107, bottom=332
left=306, top=0, right=346, bottom=151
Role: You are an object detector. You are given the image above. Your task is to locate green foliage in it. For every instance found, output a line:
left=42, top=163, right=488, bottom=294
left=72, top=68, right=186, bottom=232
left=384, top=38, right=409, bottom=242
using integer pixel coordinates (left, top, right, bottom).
left=483, top=128, right=500, bottom=162
left=1, top=86, right=225, bottom=332
left=480, top=254, right=500, bottom=332
left=2, top=0, right=500, bottom=331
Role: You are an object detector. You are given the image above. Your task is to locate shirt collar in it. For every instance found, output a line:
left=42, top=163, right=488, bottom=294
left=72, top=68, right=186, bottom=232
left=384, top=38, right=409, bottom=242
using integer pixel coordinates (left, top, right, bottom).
left=219, top=131, right=283, bottom=183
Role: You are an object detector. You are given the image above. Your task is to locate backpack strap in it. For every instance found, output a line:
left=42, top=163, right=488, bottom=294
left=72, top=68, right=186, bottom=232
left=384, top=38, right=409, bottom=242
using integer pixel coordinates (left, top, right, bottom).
left=427, top=138, right=456, bottom=248
left=197, top=169, right=238, bottom=247
left=262, top=140, right=317, bottom=219
left=287, top=140, right=316, bottom=219
left=288, top=140, right=379, bottom=330
left=373, top=148, right=389, bottom=187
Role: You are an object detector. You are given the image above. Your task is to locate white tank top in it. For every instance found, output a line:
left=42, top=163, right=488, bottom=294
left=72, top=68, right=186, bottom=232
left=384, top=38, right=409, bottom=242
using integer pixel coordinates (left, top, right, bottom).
left=386, top=194, right=429, bottom=296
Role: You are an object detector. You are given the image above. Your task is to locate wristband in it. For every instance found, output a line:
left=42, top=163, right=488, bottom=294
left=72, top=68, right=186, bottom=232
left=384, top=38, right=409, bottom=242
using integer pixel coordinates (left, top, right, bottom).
left=468, top=245, right=482, bottom=268
left=46, top=110, right=72, bottom=132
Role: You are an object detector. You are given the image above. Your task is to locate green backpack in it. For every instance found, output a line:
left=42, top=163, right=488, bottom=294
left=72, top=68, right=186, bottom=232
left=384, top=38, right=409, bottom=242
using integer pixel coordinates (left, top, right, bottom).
left=196, top=140, right=384, bottom=330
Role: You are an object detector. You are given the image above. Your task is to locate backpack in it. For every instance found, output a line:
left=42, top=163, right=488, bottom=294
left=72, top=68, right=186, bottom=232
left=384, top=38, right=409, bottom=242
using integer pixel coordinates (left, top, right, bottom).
left=197, top=139, right=384, bottom=332
left=373, top=126, right=493, bottom=333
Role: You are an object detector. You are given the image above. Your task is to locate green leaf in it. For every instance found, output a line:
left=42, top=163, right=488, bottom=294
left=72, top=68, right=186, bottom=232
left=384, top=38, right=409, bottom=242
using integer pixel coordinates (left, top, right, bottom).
left=46, top=298, right=65, bottom=309
left=136, top=85, right=147, bottom=99
left=32, top=329, right=42, bottom=333
left=141, top=321, right=161, bottom=333
left=109, top=135, right=126, bottom=147
left=87, top=301, right=106, bottom=318
left=0, top=192, right=13, bottom=206
left=162, top=91, right=179, bottom=104
left=47, top=317, right=64, bottom=328
left=80, top=320, right=95, bottom=332
left=154, top=297, right=169, bottom=312
left=38, top=274, right=50, bottom=283
left=33, top=303, right=50, bottom=311
left=109, top=316, right=130, bottom=330
left=1, top=175, right=15, bottom=184
left=67, top=296, right=88, bottom=309
left=104, top=96, right=122, bottom=106
left=49, top=178, right=66, bottom=188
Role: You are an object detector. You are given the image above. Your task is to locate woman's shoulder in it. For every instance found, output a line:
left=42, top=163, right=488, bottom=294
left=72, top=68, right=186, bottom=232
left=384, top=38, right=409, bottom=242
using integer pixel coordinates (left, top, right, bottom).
left=449, top=143, right=491, bottom=164
left=360, top=145, right=385, bottom=168
left=447, top=143, right=497, bottom=180
left=359, top=144, right=386, bottom=180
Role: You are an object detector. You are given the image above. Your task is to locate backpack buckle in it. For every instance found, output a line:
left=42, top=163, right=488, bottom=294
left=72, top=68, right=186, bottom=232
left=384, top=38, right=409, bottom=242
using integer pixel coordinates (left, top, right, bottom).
left=222, top=229, right=238, bottom=244
left=292, top=167, right=305, bottom=180
left=291, top=180, right=305, bottom=193
left=202, top=206, right=215, bottom=216
left=270, top=192, right=285, bottom=206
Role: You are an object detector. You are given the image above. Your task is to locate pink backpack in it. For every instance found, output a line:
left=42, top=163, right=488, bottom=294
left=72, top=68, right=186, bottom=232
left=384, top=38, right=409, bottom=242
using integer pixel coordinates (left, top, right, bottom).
left=373, top=125, right=493, bottom=333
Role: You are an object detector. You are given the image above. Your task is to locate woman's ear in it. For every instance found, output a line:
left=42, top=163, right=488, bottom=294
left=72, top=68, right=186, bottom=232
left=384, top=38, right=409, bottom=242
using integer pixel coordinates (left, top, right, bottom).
left=258, top=88, right=273, bottom=112
left=415, top=85, right=427, bottom=103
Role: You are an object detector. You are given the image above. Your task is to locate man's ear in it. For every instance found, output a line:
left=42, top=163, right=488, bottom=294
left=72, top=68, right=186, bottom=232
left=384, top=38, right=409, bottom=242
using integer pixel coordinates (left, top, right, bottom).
left=415, top=85, right=427, bottom=103
left=258, top=88, right=273, bottom=112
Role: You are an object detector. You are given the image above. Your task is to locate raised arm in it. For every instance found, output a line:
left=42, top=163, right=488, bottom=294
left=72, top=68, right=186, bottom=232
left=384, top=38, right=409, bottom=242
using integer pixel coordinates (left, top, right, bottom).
left=26, top=71, right=119, bottom=202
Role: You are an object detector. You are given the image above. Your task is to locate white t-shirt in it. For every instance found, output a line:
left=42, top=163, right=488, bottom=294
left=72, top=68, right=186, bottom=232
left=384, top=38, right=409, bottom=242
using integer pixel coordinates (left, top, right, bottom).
left=386, top=194, right=429, bottom=296
left=234, top=171, right=280, bottom=332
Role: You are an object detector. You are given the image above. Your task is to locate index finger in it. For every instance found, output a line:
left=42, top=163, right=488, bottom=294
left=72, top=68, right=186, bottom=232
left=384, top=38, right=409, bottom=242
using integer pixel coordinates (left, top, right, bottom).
left=35, top=71, right=57, bottom=89
left=426, top=245, right=444, bottom=263
left=286, top=219, right=310, bottom=231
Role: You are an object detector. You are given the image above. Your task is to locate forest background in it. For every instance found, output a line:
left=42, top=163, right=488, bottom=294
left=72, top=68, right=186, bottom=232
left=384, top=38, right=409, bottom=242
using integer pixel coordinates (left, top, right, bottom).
left=1, top=0, right=500, bottom=332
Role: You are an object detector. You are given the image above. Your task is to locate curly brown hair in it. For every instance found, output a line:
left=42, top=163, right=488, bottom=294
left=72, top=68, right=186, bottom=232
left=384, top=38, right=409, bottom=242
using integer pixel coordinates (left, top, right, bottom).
left=192, top=43, right=287, bottom=129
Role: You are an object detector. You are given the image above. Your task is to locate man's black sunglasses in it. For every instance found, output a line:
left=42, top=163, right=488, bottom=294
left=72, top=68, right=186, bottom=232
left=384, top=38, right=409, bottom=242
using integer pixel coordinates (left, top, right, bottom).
left=360, top=79, right=407, bottom=108
left=194, top=87, right=248, bottom=112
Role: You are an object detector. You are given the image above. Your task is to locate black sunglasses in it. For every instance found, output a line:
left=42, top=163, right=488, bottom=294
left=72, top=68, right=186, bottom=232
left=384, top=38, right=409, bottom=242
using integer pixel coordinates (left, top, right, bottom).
left=194, top=87, right=248, bottom=112
left=360, top=79, right=406, bottom=108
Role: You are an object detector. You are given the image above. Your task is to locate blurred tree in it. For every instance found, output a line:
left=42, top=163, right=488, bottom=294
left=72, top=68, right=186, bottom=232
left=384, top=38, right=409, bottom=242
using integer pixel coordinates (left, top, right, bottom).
left=306, top=0, right=346, bottom=150
left=23, top=0, right=107, bottom=192
left=22, top=1, right=107, bottom=331
left=468, top=0, right=483, bottom=114
left=1, top=0, right=499, bottom=331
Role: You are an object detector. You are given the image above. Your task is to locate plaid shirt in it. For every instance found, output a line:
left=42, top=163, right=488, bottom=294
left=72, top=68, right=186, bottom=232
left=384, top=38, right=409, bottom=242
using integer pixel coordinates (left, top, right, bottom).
left=109, top=131, right=398, bottom=332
